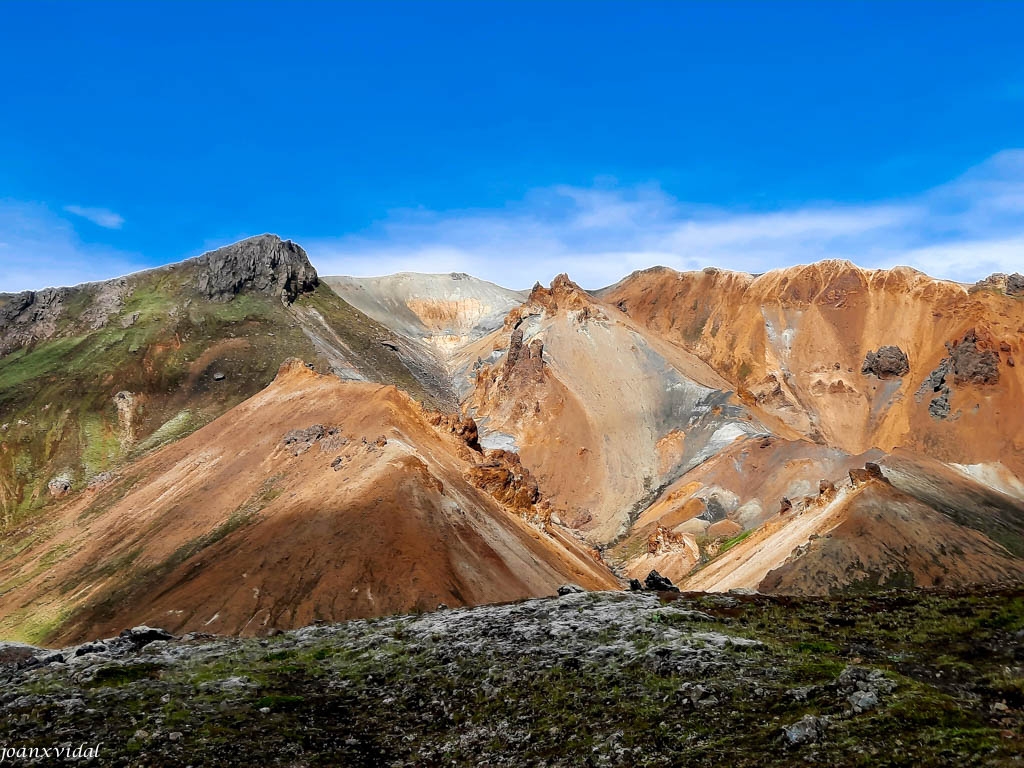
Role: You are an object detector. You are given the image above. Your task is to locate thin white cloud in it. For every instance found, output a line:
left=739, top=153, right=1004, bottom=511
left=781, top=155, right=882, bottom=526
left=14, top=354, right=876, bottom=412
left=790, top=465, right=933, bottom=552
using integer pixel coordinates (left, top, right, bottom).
left=306, top=149, right=1024, bottom=289
left=3, top=151, right=1023, bottom=294
left=0, top=201, right=144, bottom=292
left=63, top=204, right=125, bottom=230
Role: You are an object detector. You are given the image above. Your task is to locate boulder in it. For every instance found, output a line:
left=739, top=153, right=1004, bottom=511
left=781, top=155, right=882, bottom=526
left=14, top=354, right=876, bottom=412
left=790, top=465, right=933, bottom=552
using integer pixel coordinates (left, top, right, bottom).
left=47, top=474, right=73, bottom=498
left=950, top=329, right=1000, bottom=385
left=783, top=714, right=825, bottom=745
left=644, top=570, right=679, bottom=593
left=119, top=626, right=174, bottom=649
left=861, top=346, right=910, bottom=378
left=556, top=584, right=585, bottom=596
left=628, top=578, right=644, bottom=591
left=848, top=689, right=879, bottom=713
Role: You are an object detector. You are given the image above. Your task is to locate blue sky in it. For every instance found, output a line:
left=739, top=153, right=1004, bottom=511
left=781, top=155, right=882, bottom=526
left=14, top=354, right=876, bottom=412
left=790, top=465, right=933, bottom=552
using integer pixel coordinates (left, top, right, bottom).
left=1, top=1, right=1023, bottom=290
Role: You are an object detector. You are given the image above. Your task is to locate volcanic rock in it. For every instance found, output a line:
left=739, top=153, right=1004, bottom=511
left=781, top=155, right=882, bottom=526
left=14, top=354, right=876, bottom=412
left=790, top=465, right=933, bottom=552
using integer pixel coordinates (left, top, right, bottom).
left=644, top=570, right=679, bottom=592
left=861, top=346, right=910, bottom=378
left=950, top=329, right=1000, bottom=385
left=556, top=584, right=585, bottom=595
left=467, top=450, right=542, bottom=518
left=783, top=714, right=825, bottom=745
left=194, top=234, right=318, bottom=304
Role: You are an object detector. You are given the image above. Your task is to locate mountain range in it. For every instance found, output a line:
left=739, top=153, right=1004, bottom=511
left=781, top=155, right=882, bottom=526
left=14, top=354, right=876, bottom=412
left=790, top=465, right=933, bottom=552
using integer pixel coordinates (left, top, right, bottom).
left=2, top=234, right=1023, bottom=643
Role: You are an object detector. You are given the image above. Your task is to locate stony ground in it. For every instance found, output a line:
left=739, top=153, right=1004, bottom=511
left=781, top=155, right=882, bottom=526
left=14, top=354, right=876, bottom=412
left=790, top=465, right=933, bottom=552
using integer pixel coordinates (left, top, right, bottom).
left=0, top=586, right=1022, bottom=767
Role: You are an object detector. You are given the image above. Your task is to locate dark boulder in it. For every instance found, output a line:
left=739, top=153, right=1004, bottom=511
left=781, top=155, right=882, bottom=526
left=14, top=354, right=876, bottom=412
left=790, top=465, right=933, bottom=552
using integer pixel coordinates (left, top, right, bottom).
left=950, top=329, right=1000, bottom=385
left=861, top=346, right=909, bottom=378
left=119, top=626, right=174, bottom=649
left=629, top=578, right=644, bottom=591
left=644, top=570, right=680, bottom=593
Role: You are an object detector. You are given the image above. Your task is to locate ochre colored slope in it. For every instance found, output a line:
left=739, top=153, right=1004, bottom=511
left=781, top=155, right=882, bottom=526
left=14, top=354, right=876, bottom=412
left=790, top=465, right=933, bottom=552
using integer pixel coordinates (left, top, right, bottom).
left=758, top=480, right=1024, bottom=594
left=0, top=361, right=615, bottom=643
left=601, top=261, right=1024, bottom=475
left=454, top=275, right=763, bottom=544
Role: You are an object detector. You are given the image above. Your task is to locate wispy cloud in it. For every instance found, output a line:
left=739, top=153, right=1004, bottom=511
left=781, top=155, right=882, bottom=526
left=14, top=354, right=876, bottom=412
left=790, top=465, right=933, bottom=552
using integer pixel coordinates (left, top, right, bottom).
left=0, top=201, right=143, bottom=292
left=63, top=204, right=125, bottom=230
left=305, top=150, right=1024, bottom=289
left=3, top=152, right=1024, bottom=294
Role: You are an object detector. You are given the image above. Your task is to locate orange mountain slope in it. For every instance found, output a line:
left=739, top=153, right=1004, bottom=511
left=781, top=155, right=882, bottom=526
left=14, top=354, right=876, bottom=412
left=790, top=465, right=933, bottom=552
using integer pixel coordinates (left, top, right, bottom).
left=0, top=360, right=614, bottom=643
left=600, top=261, right=1024, bottom=474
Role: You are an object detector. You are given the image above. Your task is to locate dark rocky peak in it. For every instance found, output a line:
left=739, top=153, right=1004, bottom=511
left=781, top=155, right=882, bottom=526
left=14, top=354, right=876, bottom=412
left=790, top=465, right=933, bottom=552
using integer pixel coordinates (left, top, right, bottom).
left=192, top=234, right=318, bottom=304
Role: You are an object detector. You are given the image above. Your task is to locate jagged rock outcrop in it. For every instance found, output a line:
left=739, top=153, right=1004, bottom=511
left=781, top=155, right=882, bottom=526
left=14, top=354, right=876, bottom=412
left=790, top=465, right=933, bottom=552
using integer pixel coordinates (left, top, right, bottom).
left=976, top=272, right=1024, bottom=296
left=861, top=346, right=909, bottom=378
left=502, top=327, right=546, bottom=383
left=849, top=462, right=888, bottom=486
left=425, top=410, right=482, bottom=452
left=194, top=234, right=318, bottom=303
left=643, top=569, right=679, bottom=592
left=949, top=328, right=1000, bottom=386
left=0, top=287, right=68, bottom=355
left=467, top=449, right=544, bottom=519
left=647, top=525, right=686, bottom=555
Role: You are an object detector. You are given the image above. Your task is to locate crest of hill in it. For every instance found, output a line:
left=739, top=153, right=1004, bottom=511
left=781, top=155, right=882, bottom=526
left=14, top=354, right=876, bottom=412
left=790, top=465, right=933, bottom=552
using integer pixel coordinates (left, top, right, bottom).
left=599, top=259, right=1024, bottom=475
left=323, top=272, right=527, bottom=354
left=0, top=236, right=455, bottom=527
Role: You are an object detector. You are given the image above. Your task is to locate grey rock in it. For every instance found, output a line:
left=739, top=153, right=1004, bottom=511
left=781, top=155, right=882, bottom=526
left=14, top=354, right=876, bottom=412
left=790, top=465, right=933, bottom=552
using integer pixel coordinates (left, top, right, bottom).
left=929, top=389, right=951, bottom=419
left=916, top=358, right=951, bottom=402
left=950, top=328, right=1000, bottom=385
left=193, top=234, right=318, bottom=304
left=861, top=345, right=910, bottom=378
left=848, top=689, right=879, bottom=712
left=783, top=714, right=826, bottom=745
left=557, top=583, right=585, bottom=596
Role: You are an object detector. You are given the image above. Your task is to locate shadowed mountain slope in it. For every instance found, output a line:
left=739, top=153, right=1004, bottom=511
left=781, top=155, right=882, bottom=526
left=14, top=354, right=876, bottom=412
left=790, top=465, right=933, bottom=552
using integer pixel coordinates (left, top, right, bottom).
left=0, top=360, right=614, bottom=644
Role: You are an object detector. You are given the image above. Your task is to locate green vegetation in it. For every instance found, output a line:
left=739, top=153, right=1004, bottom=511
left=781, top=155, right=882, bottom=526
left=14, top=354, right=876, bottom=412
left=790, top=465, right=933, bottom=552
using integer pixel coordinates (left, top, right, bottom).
left=0, top=268, right=441, bottom=529
left=1, top=587, right=1019, bottom=766
left=718, top=527, right=754, bottom=554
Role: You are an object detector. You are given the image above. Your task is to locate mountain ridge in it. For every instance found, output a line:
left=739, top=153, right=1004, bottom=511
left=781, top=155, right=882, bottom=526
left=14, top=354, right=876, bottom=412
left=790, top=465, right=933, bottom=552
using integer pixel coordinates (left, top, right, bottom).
left=3, top=236, right=1024, bottom=643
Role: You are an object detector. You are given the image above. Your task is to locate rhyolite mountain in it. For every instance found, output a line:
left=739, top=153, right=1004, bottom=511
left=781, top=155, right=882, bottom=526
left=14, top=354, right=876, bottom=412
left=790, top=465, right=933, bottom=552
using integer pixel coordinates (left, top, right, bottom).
left=1, top=236, right=1023, bottom=643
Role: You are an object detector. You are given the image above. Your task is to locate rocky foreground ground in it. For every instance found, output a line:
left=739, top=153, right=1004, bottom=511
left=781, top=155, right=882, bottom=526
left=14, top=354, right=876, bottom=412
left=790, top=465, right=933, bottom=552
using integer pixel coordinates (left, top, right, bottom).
left=0, top=586, right=1022, bottom=767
